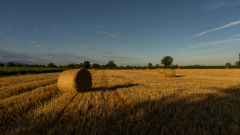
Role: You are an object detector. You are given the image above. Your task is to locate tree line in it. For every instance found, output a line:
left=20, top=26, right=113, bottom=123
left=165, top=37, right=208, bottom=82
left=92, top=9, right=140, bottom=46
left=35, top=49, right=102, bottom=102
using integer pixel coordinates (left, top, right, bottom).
left=1, top=54, right=240, bottom=68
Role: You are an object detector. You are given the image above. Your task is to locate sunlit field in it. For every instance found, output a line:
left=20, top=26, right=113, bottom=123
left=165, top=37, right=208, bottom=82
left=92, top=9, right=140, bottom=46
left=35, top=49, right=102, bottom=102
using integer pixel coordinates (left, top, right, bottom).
left=1, top=69, right=240, bottom=135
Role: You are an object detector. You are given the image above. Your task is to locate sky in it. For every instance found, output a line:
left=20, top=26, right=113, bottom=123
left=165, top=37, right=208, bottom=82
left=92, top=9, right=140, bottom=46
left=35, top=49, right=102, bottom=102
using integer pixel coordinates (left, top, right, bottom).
left=0, top=0, right=240, bottom=66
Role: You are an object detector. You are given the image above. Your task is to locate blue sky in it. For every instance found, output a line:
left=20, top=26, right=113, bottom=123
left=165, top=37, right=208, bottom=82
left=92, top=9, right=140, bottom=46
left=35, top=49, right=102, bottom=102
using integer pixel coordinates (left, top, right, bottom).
left=0, top=0, right=240, bottom=66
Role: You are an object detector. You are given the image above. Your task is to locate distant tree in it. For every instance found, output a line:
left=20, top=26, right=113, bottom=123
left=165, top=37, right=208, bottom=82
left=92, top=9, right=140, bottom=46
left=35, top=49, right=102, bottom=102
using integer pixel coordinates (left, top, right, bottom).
left=91, top=63, right=100, bottom=68
left=100, top=65, right=105, bottom=68
left=47, top=63, right=57, bottom=68
left=62, top=65, right=67, bottom=68
left=148, top=63, right=153, bottom=67
left=83, top=61, right=91, bottom=69
left=235, top=61, right=240, bottom=66
left=6, top=62, right=15, bottom=67
left=15, top=63, right=22, bottom=67
left=156, top=64, right=159, bottom=67
left=225, top=62, right=231, bottom=66
left=39, top=65, right=45, bottom=68
left=0, top=64, right=4, bottom=67
left=79, top=63, right=84, bottom=68
left=58, top=65, right=63, bottom=68
left=105, top=61, right=117, bottom=67
left=235, top=53, right=240, bottom=66
left=161, top=56, right=174, bottom=67
left=126, top=65, right=130, bottom=67
left=120, top=65, right=124, bottom=68
left=67, top=63, right=76, bottom=68
left=33, top=64, right=39, bottom=67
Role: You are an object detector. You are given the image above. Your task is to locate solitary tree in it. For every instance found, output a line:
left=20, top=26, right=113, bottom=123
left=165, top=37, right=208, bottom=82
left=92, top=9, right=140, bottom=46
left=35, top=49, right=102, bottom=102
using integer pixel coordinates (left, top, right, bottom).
left=161, top=56, right=174, bottom=67
left=156, top=64, right=159, bottom=67
left=83, top=61, right=91, bottom=69
left=148, top=63, right=153, bottom=67
left=225, top=62, right=231, bottom=66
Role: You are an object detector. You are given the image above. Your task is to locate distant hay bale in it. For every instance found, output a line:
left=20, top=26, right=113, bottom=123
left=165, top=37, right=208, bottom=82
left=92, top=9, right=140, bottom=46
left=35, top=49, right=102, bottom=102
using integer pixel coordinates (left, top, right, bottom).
left=107, top=68, right=109, bottom=70
left=158, top=68, right=165, bottom=74
left=178, top=68, right=180, bottom=69
left=57, top=68, right=92, bottom=93
left=226, top=67, right=229, bottom=69
left=156, top=68, right=159, bottom=71
left=140, top=68, right=142, bottom=70
left=147, top=68, right=149, bottom=70
left=164, top=69, right=176, bottom=77
left=133, top=68, right=135, bottom=70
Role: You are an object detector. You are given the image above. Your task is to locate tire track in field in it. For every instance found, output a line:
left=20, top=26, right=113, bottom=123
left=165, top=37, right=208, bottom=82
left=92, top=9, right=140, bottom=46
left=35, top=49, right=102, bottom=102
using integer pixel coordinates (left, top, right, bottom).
left=45, top=93, right=78, bottom=132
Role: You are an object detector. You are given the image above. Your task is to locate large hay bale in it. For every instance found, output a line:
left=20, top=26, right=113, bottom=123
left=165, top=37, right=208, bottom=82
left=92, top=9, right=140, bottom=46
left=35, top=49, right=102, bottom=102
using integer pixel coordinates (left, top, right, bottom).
left=178, top=68, right=180, bottom=69
left=133, top=68, right=135, bottom=70
left=107, top=68, right=109, bottom=70
left=147, top=68, right=149, bottom=70
left=164, top=69, right=176, bottom=77
left=57, top=68, right=92, bottom=93
left=140, top=68, right=142, bottom=70
left=159, top=69, right=165, bottom=74
left=226, top=67, right=229, bottom=69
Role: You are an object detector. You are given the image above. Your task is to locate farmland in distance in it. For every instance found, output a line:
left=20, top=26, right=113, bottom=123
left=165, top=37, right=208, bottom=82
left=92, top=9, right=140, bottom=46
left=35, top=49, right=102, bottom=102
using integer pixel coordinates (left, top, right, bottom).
left=1, top=69, right=240, bottom=135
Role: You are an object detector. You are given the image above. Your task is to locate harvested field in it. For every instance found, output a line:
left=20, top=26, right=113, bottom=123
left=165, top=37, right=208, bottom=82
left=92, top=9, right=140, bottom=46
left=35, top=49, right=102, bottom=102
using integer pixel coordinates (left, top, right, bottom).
left=1, top=69, right=240, bottom=134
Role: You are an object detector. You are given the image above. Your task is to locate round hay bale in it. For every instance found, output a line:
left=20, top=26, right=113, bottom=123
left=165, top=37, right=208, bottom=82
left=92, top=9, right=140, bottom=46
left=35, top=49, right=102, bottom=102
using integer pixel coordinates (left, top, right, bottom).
left=178, top=68, right=180, bottom=69
left=158, top=69, right=165, bottom=74
left=140, top=68, right=142, bottom=70
left=133, top=68, right=135, bottom=70
left=226, top=67, right=229, bottom=69
left=147, top=68, right=149, bottom=70
left=57, top=68, right=92, bottom=93
left=107, top=68, right=109, bottom=70
left=164, top=69, right=176, bottom=77
left=93, top=69, right=95, bottom=70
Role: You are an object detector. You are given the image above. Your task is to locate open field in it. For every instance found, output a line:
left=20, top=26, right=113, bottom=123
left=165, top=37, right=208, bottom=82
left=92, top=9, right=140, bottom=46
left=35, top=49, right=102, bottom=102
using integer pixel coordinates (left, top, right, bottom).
left=0, top=69, right=240, bottom=135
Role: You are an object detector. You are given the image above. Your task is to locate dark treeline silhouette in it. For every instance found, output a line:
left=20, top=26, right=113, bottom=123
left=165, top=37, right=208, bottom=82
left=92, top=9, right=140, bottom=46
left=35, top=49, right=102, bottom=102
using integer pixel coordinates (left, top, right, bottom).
left=1, top=54, right=240, bottom=69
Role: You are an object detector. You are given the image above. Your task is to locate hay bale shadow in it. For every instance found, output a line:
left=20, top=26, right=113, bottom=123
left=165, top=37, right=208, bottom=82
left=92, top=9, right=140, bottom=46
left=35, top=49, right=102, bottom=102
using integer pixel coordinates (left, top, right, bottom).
left=91, top=84, right=139, bottom=92
left=175, top=75, right=186, bottom=77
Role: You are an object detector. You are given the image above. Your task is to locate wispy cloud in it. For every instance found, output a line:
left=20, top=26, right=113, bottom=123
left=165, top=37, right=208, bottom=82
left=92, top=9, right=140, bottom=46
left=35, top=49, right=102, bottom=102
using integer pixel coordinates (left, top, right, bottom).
left=34, top=29, right=42, bottom=32
left=7, top=30, right=11, bottom=32
left=202, top=45, right=238, bottom=53
left=76, top=45, right=112, bottom=54
left=231, top=34, right=240, bottom=38
left=42, top=46, right=47, bottom=50
left=27, top=41, right=37, bottom=44
left=52, top=23, right=56, bottom=26
left=206, top=1, right=240, bottom=11
left=109, top=34, right=119, bottom=39
left=188, top=20, right=240, bottom=39
left=4, top=23, right=9, bottom=26
left=0, top=32, right=1, bottom=34
left=178, top=38, right=240, bottom=51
